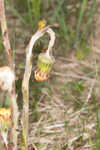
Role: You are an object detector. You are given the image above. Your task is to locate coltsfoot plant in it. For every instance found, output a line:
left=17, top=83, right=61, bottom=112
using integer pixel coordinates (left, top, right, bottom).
left=21, top=21, right=55, bottom=150
left=0, top=0, right=56, bottom=149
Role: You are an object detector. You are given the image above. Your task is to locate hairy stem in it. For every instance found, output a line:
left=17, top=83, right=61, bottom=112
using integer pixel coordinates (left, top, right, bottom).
left=0, top=0, right=19, bottom=149
left=0, top=131, right=7, bottom=150
left=21, top=26, right=50, bottom=150
left=0, top=0, right=14, bottom=69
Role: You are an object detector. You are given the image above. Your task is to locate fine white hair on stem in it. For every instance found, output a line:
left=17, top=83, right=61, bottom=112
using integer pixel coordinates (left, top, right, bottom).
left=27, top=26, right=50, bottom=58
left=27, top=26, right=55, bottom=59
left=27, top=31, right=44, bottom=58
left=46, top=28, right=56, bottom=57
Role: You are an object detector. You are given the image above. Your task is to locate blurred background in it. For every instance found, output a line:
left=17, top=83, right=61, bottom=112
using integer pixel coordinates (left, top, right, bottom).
left=0, top=0, right=100, bottom=150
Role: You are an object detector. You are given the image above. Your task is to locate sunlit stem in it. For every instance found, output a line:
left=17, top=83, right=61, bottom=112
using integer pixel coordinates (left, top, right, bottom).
left=0, top=1, right=19, bottom=150
left=21, top=26, right=50, bottom=150
left=46, top=28, right=56, bottom=57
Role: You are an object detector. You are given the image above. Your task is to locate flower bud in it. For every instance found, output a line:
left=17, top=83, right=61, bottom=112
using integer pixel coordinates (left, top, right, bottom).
left=34, top=53, right=55, bottom=81
left=38, top=20, right=47, bottom=30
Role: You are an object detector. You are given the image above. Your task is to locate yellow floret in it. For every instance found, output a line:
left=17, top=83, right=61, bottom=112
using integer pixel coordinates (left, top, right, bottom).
left=0, top=108, right=11, bottom=130
left=38, top=19, right=47, bottom=29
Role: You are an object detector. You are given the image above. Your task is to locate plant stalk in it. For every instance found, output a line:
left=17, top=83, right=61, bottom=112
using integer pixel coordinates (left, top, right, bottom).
left=21, top=26, right=52, bottom=150
left=0, top=0, right=19, bottom=149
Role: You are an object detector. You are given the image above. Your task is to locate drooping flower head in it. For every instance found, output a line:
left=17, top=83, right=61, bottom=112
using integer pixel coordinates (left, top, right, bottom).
left=34, top=53, right=55, bottom=81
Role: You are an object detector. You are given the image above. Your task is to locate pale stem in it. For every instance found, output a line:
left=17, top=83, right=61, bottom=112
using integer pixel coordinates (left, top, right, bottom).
left=21, top=26, right=55, bottom=150
left=0, top=0, right=14, bottom=69
left=46, top=28, right=56, bottom=57
left=0, top=131, right=7, bottom=150
left=0, top=0, right=19, bottom=149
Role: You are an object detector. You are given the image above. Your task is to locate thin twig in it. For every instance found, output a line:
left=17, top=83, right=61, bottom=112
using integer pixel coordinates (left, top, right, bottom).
left=44, top=123, right=65, bottom=130
left=52, top=71, right=99, bottom=83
